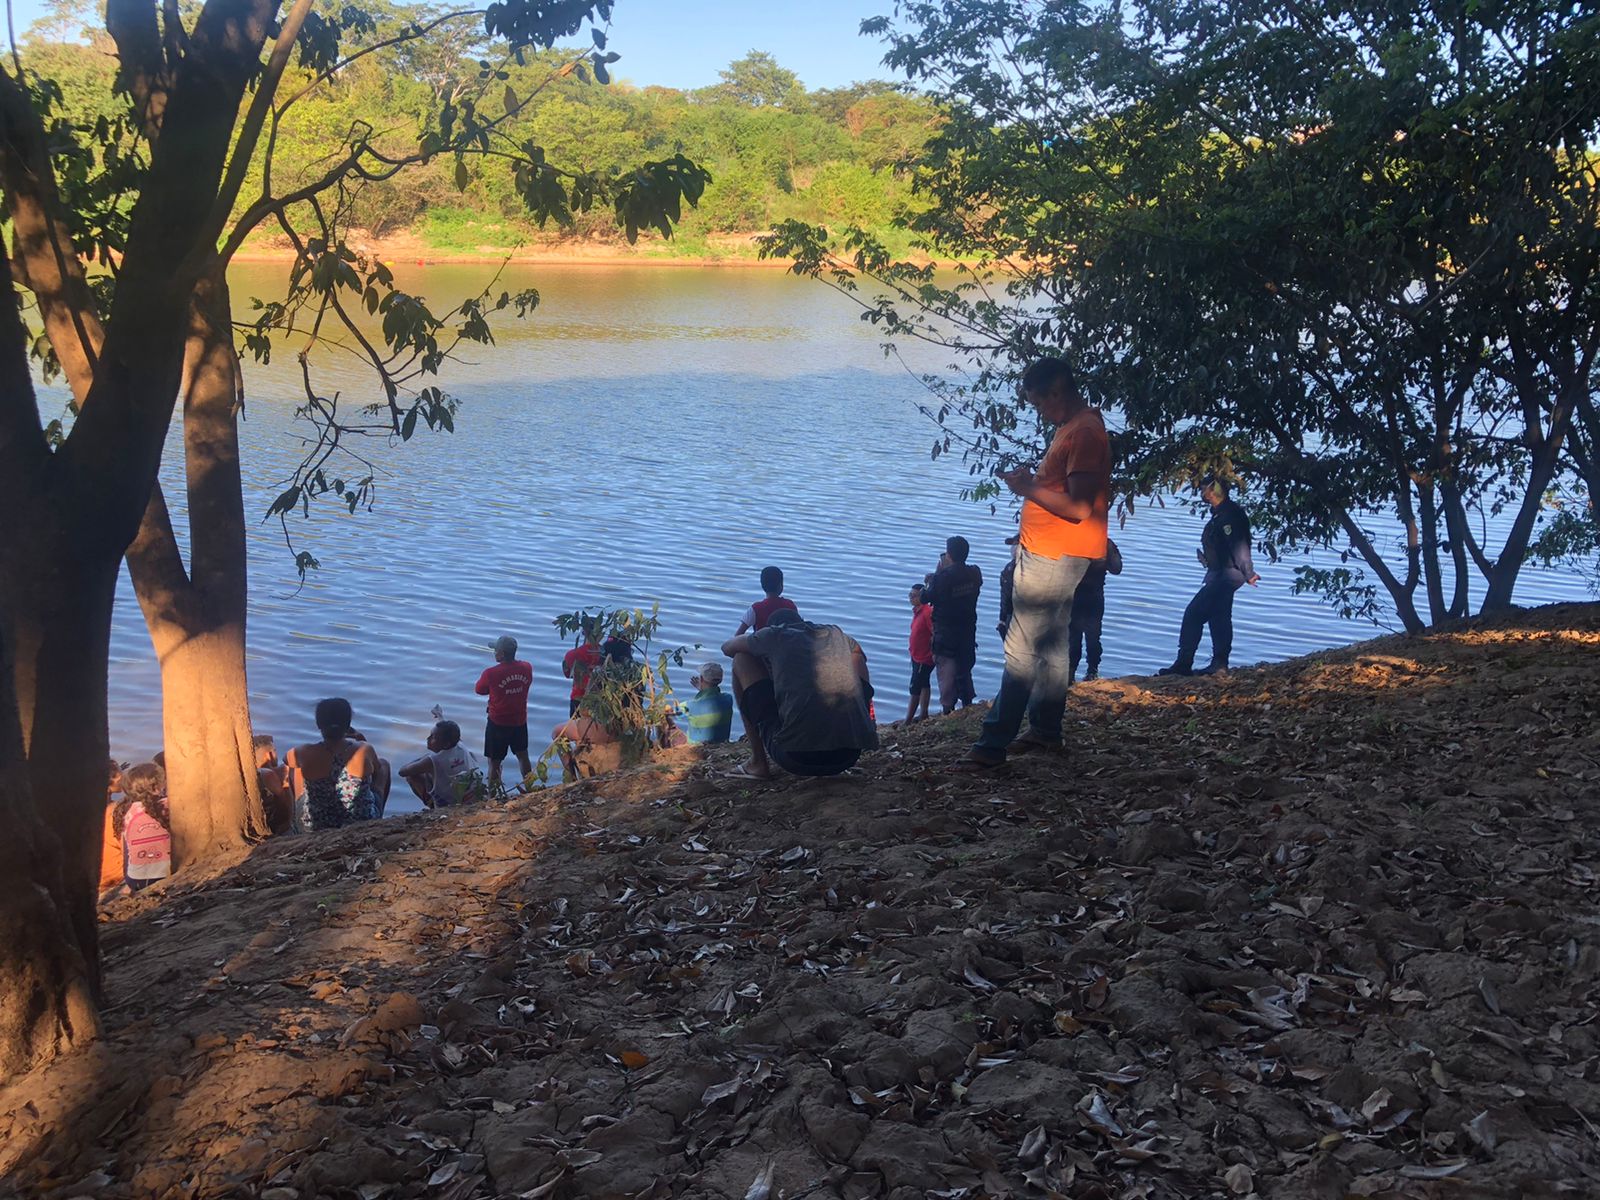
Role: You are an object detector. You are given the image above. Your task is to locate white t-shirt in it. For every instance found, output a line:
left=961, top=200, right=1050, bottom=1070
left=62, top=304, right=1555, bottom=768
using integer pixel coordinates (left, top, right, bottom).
left=429, top=744, right=478, bottom=806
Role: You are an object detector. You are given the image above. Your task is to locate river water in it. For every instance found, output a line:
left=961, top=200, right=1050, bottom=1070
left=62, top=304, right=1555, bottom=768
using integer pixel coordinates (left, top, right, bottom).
left=95, top=263, right=1591, bottom=806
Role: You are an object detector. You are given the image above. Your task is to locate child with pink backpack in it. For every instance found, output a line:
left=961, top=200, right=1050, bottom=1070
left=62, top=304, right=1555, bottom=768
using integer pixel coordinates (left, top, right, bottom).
left=115, top=761, right=172, bottom=892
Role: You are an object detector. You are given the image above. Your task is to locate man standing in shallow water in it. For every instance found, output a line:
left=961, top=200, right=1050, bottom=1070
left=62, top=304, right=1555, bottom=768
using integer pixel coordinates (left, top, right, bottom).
left=956, top=357, right=1112, bottom=770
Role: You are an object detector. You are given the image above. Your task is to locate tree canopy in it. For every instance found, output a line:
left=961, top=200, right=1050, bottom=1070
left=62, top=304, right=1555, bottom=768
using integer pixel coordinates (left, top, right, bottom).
left=766, top=0, right=1600, bottom=628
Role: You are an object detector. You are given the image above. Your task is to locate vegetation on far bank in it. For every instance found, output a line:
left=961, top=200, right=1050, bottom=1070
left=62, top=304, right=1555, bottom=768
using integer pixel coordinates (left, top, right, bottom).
left=25, top=5, right=938, bottom=259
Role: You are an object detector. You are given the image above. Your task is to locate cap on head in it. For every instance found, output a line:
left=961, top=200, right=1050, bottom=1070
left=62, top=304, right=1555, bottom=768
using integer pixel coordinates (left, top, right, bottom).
left=766, top=607, right=804, bottom=629
left=493, top=634, right=518, bottom=659
left=1199, top=472, right=1228, bottom=496
left=694, top=662, right=724, bottom=686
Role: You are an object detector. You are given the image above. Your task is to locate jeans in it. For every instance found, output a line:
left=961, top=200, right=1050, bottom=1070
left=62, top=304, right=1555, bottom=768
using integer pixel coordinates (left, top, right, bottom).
left=976, top=549, right=1090, bottom=754
left=1175, top=573, right=1238, bottom=669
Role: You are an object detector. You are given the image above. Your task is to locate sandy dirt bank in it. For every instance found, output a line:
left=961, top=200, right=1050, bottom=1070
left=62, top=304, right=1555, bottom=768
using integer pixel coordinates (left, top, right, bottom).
left=2, top=603, right=1597, bottom=1199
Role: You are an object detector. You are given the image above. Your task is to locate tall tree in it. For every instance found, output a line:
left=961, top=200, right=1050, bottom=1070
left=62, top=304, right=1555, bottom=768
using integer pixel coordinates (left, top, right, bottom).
left=766, top=0, right=1600, bottom=628
left=716, top=50, right=803, bottom=109
left=0, top=0, right=708, bottom=1077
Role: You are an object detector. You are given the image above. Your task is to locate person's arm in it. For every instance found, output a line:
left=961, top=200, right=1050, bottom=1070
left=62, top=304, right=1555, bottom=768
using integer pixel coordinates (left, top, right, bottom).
left=1231, top=514, right=1260, bottom=584
left=1000, top=466, right=1099, bottom=522
left=848, top=638, right=874, bottom=696
left=722, top=633, right=757, bottom=658
left=398, top=754, right=431, bottom=780
left=561, top=651, right=574, bottom=680
left=474, top=668, right=492, bottom=696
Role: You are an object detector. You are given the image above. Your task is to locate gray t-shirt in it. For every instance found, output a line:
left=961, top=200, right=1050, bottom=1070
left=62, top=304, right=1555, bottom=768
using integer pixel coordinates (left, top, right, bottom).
left=747, top=623, right=879, bottom=753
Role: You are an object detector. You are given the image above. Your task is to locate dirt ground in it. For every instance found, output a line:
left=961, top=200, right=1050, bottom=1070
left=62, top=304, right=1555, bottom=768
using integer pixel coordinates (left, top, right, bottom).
left=3, top=603, right=1599, bottom=1200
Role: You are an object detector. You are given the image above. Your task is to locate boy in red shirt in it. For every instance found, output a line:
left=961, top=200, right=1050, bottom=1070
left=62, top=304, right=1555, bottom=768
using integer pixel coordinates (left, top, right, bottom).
left=735, top=565, right=800, bottom=634
left=475, top=635, right=534, bottom=789
left=905, top=583, right=934, bottom=722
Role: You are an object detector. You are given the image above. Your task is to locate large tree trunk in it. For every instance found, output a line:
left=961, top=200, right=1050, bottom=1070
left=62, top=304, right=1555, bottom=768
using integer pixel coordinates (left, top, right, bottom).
left=0, top=622, right=98, bottom=1078
left=126, top=278, right=265, bottom=865
left=7, top=515, right=123, bottom=991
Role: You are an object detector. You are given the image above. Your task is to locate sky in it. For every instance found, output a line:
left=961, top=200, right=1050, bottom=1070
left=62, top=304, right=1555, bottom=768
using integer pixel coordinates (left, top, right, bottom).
left=5, top=0, right=904, bottom=92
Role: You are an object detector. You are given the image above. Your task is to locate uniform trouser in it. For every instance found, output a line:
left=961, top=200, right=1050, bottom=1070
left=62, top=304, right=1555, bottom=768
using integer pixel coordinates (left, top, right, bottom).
left=1176, top=574, right=1238, bottom=669
left=976, top=549, right=1090, bottom=753
left=934, top=653, right=975, bottom=713
left=1069, top=617, right=1103, bottom=677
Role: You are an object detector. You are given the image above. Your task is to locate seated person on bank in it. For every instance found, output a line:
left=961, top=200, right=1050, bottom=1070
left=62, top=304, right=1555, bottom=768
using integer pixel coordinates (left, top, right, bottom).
left=398, top=720, right=481, bottom=808
left=673, top=662, right=734, bottom=745
left=286, top=698, right=391, bottom=830
left=721, top=608, right=878, bottom=779
left=551, top=710, right=621, bottom=779
left=254, top=735, right=294, bottom=835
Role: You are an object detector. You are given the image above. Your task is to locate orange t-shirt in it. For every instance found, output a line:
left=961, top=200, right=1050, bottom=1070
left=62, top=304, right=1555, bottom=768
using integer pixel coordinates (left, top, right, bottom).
left=98, top=803, right=123, bottom=891
left=1018, top=407, right=1111, bottom=560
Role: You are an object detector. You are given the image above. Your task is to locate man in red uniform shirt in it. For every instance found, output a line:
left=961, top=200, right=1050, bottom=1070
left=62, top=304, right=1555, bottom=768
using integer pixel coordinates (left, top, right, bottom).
left=475, top=634, right=534, bottom=790
left=562, top=618, right=604, bottom=717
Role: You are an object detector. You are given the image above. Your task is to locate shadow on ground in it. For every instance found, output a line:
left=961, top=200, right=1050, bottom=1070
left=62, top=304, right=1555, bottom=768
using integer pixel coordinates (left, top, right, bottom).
left=2, top=604, right=1599, bottom=1200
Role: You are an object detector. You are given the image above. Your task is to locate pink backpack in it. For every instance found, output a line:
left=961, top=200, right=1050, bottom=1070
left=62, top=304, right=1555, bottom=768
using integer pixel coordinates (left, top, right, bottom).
left=124, top=803, right=171, bottom=881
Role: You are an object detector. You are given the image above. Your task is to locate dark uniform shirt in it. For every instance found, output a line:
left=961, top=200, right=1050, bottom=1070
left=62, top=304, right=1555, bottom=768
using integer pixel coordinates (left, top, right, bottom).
left=924, top=562, right=984, bottom=663
left=1201, top=500, right=1256, bottom=589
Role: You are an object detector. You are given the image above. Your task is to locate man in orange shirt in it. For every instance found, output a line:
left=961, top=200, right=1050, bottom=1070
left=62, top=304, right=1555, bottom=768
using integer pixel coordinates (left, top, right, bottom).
left=959, top=357, right=1112, bottom=769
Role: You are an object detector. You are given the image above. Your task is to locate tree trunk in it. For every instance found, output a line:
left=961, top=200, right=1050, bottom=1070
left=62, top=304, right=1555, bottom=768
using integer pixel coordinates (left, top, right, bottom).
left=0, top=610, right=100, bottom=1078
left=6, top=510, right=122, bottom=991
left=126, top=278, right=265, bottom=865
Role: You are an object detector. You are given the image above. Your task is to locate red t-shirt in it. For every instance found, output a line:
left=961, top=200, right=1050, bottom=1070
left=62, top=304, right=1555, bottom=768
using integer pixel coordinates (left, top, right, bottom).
left=744, top=596, right=798, bottom=630
left=562, top=643, right=603, bottom=700
left=475, top=660, right=532, bottom=725
left=908, top=605, right=935, bottom=664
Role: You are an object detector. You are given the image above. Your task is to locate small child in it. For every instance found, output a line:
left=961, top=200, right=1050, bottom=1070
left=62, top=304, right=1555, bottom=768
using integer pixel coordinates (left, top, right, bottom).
left=253, top=734, right=293, bottom=835
left=116, top=761, right=171, bottom=893
left=1070, top=538, right=1124, bottom=683
left=735, top=565, right=799, bottom=634
left=906, top=584, right=934, bottom=722
left=475, top=634, right=534, bottom=790
left=99, top=759, right=126, bottom=901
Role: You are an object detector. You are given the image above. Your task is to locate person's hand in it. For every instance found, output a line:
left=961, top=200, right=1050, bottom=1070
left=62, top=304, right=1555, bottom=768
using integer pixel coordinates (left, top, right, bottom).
left=999, top=466, right=1035, bottom=497
left=1247, top=573, right=1261, bottom=587
left=1195, top=549, right=1206, bottom=566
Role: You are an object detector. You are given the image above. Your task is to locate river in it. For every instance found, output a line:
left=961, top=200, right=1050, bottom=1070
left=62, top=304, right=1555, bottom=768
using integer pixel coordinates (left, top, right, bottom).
left=90, top=263, right=1591, bottom=808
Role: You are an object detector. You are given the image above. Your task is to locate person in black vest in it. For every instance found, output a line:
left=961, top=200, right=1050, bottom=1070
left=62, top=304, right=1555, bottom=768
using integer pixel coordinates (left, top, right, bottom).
left=923, top=535, right=984, bottom=713
left=1069, top=538, right=1123, bottom=683
left=1160, top=475, right=1259, bottom=677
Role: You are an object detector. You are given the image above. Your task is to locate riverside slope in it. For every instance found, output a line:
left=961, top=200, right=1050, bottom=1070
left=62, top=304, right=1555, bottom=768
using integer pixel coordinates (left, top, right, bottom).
left=3, top=604, right=1598, bottom=1199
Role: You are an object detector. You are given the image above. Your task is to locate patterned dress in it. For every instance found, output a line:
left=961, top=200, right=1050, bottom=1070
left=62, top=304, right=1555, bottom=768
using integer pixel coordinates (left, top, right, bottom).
left=296, top=742, right=378, bottom=831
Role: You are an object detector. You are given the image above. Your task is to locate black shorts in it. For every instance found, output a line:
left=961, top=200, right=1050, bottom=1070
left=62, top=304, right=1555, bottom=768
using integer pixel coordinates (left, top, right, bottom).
left=909, top=660, right=934, bottom=695
left=569, top=698, right=582, bottom=718
left=484, top=718, right=529, bottom=761
left=743, top=679, right=861, bottom=778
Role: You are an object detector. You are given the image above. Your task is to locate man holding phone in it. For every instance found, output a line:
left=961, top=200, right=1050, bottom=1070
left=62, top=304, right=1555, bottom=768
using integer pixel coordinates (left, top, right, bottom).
left=956, top=356, right=1111, bottom=770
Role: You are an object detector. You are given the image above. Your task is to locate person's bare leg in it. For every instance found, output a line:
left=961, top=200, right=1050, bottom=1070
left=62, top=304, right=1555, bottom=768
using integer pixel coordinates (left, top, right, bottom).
left=406, top=765, right=434, bottom=808
left=488, top=756, right=504, bottom=790
left=514, top=750, right=533, bottom=788
left=730, top=651, right=774, bottom=778
left=918, top=686, right=931, bottom=720
left=904, top=692, right=919, bottom=723
left=373, top=758, right=392, bottom=816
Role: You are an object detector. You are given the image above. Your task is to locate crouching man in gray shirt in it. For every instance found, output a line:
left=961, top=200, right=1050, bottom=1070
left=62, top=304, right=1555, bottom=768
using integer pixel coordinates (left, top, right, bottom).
left=721, top=608, right=878, bottom=780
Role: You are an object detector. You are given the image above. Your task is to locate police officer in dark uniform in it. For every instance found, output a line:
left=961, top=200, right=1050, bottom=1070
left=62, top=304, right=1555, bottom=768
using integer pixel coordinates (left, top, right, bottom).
left=1159, top=475, right=1259, bottom=677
